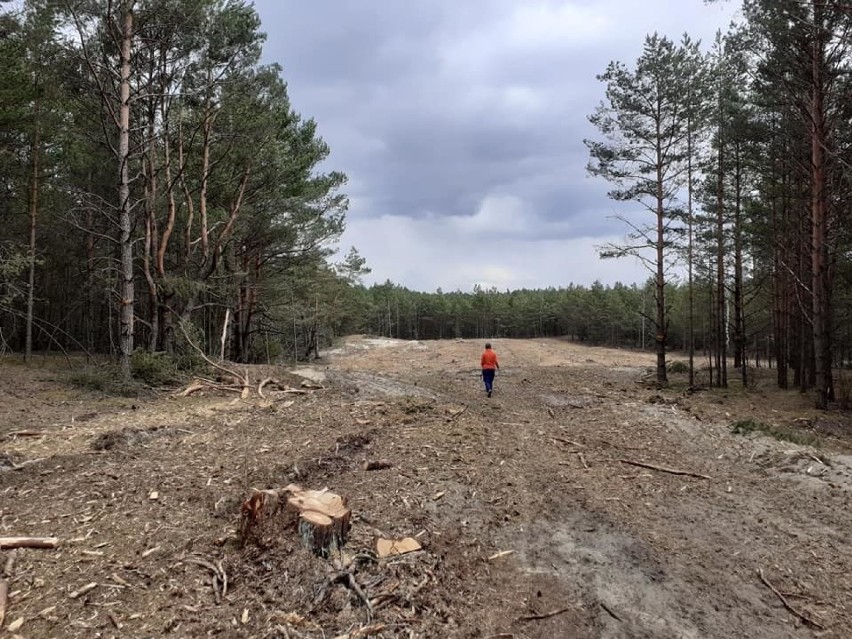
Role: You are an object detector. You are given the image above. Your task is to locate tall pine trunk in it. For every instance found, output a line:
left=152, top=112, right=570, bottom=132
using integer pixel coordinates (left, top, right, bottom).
left=715, top=123, right=727, bottom=388
left=810, top=5, right=832, bottom=408
left=25, top=98, right=41, bottom=364
left=117, top=2, right=135, bottom=379
left=654, top=127, right=668, bottom=385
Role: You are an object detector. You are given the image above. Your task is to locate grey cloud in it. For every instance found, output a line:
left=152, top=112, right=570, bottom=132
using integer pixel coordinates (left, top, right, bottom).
left=253, top=0, right=740, bottom=289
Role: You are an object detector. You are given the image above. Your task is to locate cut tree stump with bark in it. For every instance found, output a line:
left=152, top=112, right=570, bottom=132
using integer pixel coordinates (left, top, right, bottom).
left=240, top=485, right=351, bottom=557
left=285, top=485, right=351, bottom=557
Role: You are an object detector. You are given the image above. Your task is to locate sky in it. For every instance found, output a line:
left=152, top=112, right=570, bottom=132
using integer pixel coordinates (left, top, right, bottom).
left=253, top=0, right=742, bottom=292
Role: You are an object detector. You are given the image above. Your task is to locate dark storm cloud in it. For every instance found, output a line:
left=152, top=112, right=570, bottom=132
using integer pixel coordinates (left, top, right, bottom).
left=252, top=0, right=740, bottom=290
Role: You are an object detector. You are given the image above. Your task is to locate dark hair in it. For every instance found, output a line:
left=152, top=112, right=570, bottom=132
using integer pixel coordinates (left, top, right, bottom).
left=485, top=343, right=492, bottom=349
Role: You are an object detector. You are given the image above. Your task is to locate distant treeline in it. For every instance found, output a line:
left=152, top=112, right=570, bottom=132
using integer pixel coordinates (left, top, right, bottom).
left=340, top=279, right=778, bottom=367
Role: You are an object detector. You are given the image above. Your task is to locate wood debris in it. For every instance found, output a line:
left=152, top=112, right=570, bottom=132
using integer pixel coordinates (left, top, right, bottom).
left=758, top=568, right=824, bottom=630
left=618, top=459, right=712, bottom=480
left=333, top=623, right=387, bottom=638
left=376, top=537, right=421, bottom=558
left=0, top=537, right=59, bottom=550
left=517, top=606, right=573, bottom=622
left=68, top=582, right=98, bottom=599
left=185, top=556, right=228, bottom=604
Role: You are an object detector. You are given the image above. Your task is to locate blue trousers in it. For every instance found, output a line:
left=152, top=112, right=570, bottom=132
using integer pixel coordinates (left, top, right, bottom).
left=482, top=368, right=496, bottom=392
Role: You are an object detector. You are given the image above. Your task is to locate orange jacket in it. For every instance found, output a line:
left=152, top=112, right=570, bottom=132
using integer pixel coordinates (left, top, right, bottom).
left=481, top=349, right=499, bottom=370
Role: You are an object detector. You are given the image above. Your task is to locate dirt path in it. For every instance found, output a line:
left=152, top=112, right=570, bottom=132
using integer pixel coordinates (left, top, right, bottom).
left=0, top=338, right=850, bottom=638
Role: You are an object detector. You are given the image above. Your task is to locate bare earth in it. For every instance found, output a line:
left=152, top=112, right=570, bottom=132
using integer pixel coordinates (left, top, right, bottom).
left=1, top=336, right=852, bottom=638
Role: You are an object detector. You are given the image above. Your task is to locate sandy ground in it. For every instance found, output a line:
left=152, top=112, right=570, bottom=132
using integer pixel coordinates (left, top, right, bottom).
left=0, top=336, right=851, bottom=638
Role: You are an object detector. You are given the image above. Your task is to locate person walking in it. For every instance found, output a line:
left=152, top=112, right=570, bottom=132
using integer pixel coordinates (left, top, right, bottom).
left=480, top=342, right=499, bottom=398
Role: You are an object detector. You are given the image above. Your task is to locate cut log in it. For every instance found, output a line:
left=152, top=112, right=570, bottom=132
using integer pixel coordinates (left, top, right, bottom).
left=0, top=537, right=58, bottom=550
left=285, top=486, right=350, bottom=557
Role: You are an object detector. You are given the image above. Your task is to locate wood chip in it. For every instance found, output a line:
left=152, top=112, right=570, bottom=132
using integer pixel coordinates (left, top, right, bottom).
left=7, top=617, right=23, bottom=632
left=376, top=537, right=421, bottom=557
left=109, top=573, right=132, bottom=588
left=68, top=582, right=98, bottom=599
left=488, top=550, right=515, bottom=561
left=141, top=546, right=161, bottom=558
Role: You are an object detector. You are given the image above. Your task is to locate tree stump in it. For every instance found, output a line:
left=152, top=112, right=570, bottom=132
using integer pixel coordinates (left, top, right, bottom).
left=285, top=485, right=351, bottom=557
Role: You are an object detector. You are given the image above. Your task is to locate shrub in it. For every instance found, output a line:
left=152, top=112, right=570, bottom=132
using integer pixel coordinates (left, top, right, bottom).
left=667, top=361, right=689, bottom=374
left=131, top=349, right=177, bottom=386
left=65, top=366, right=144, bottom=397
left=730, top=419, right=820, bottom=447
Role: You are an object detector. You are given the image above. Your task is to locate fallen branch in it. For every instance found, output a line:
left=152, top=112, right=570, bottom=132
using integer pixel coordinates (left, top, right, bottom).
left=0, top=537, right=59, bottom=550
left=177, top=320, right=250, bottom=395
left=7, top=458, right=47, bottom=471
left=258, top=377, right=279, bottom=399
left=447, top=405, right=468, bottom=421
left=758, top=568, right=824, bottom=630
left=179, top=383, right=205, bottom=397
left=185, top=557, right=227, bottom=605
left=518, top=606, right=573, bottom=622
left=618, top=459, right=711, bottom=480
left=334, top=570, right=373, bottom=619
left=178, top=379, right=246, bottom=396
left=552, top=437, right=584, bottom=448
left=600, top=602, right=622, bottom=622
left=7, top=431, right=48, bottom=437
left=578, top=452, right=589, bottom=470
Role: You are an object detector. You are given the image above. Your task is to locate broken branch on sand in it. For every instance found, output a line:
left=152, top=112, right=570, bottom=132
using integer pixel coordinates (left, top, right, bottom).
left=517, top=606, right=573, bottom=622
left=618, top=459, right=712, bottom=480
left=0, top=537, right=59, bottom=550
left=177, top=320, right=250, bottom=395
left=758, top=568, right=825, bottom=630
left=552, top=437, right=584, bottom=448
left=185, top=556, right=227, bottom=604
left=258, top=377, right=279, bottom=398
left=335, top=570, right=373, bottom=614
left=447, top=405, right=468, bottom=421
